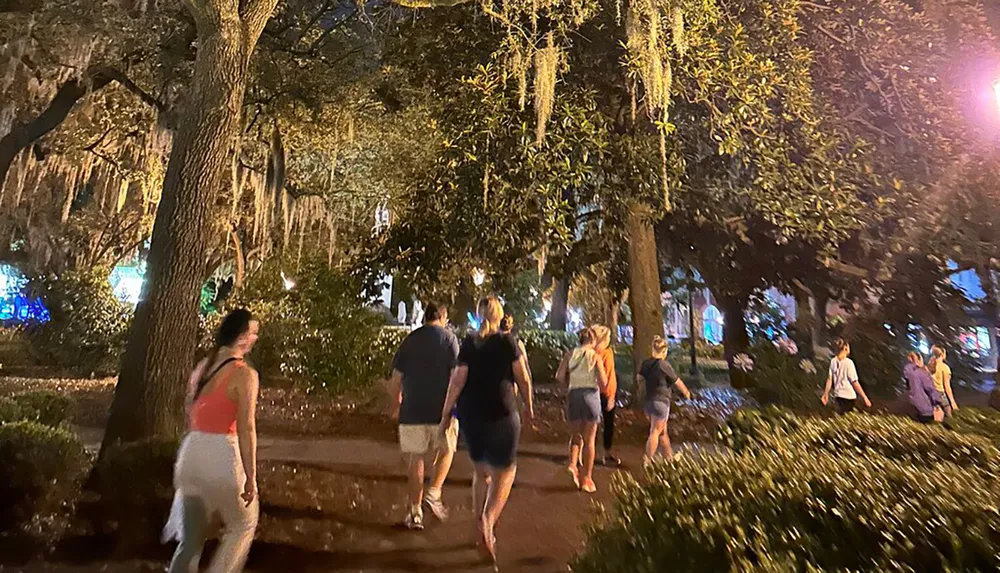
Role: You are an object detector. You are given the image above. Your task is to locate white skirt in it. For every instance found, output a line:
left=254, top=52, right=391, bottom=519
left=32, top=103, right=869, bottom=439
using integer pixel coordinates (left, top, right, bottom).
left=162, top=431, right=258, bottom=544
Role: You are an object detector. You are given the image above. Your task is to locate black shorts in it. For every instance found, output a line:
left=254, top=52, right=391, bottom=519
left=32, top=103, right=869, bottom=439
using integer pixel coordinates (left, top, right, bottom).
left=836, top=398, right=856, bottom=415
left=463, top=413, right=521, bottom=470
left=915, top=413, right=934, bottom=424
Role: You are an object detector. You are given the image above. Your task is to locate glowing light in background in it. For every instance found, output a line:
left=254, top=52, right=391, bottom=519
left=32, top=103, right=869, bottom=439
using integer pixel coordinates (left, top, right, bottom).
left=0, top=264, right=48, bottom=323
left=994, top=79, right=1000, bottom=113
left=281, top=271, right=296, bottom=291
left=109, top=262, right=146, bottom=305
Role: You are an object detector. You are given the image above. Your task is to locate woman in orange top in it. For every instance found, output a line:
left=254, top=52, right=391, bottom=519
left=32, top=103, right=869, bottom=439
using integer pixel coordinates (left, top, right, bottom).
left=592, top=325, right=619, bottom=466
left=165, top=309, right=260, bottom=573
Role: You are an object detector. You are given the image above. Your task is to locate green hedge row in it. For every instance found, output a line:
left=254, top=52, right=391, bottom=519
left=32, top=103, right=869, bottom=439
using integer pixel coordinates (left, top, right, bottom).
left=573, top=408, right=1000, bottom=571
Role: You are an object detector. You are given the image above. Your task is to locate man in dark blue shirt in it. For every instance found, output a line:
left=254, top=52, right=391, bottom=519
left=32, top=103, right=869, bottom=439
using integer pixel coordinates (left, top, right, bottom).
left=387, top=303, right=460, bottom=530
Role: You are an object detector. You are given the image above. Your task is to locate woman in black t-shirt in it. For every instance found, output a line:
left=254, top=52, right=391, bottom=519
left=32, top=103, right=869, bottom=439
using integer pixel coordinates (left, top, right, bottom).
left=438, top=297, right=534, bottom=565
left=636, top=336, right=690, bottom=465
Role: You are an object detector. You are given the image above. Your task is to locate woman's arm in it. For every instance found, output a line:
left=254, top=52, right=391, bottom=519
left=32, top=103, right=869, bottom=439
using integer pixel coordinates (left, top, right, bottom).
left=555, top=352, right=571, bottom=385
left=673, top=378, right=692, bottom=400
left=235, top=368, right=260, bottom=505
left=514, top=359, right=534, bottom=421
left=518, top=341, right=532, bottom=385
left=944, top=370, right=958, bottom=410
left=821, top=376, right=832, bottom=405
left=595, top=355, right=609, bottom=394
left=852, top=381, right=872, bottom=408
left=439, top=365, right=469, bottom=427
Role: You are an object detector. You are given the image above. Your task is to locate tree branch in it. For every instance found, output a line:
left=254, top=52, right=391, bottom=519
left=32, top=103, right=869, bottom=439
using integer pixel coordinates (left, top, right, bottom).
left=241, top=0, right=280, bottom=42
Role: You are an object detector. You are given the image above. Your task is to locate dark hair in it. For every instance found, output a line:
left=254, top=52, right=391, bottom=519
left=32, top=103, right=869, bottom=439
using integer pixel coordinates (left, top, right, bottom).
left=578, top=327, right=596, bottom=346
left=194, top=309, right=254, bottom=399
left=423, top=303, right=447, bottom=324
left=500, top=314, right=514, bottom=333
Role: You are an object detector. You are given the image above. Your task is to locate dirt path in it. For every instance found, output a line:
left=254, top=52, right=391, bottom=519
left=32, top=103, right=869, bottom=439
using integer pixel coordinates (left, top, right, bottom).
left=20, top=429, right=684, bottom=573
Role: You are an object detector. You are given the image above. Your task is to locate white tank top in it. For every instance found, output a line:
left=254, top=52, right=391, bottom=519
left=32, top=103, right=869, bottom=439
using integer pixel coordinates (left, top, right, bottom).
left=567, top=347, right=599, bottom=390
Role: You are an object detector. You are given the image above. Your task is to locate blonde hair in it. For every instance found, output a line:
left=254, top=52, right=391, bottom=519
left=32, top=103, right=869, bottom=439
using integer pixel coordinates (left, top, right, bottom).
left=477, top=296, right=504, bottom=336
left=928, top=345, right=946, bottom=375
left=651, top=335, right=668, bottom=359
left=592, top=325, right=612, bottom=350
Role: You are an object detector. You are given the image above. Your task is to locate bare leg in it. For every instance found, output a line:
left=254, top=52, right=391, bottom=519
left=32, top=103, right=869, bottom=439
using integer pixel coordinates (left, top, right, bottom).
left=407, top=454, right=425, bottom=512
left=472, top=465, right=490, bottom=518
left=658, top=422, right=673, bottom=460
left=428, top=447, right=455, bottom=495
left=481, top=464, right=517, bottom=562
left=567, top=421, right=583, bottom=487
left=644, top=417, right=661, bottom=463
left=580, top=422, right=599, bottom=487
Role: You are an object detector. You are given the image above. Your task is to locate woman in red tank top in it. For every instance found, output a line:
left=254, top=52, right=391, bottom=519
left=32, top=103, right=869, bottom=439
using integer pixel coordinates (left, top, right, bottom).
left=165, top=309, right=260, bottom=573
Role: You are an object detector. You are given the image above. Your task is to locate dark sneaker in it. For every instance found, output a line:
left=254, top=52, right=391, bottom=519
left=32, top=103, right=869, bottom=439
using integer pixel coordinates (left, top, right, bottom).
left=404, top=510, right=424, bottom=531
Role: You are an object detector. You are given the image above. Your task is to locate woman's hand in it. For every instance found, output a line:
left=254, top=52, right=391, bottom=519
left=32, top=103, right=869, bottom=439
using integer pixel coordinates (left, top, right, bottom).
left=605, top=397, right=615, bottom=412
left=821, top=393, right=829, bottom=406
left=241, top=478, right=257, bottom=507
left=863, top=396, right=872, bottom=408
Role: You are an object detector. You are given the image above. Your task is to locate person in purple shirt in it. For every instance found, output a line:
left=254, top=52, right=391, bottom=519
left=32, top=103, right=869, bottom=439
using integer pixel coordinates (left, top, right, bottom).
left=904, top=352, right=945, bottom=424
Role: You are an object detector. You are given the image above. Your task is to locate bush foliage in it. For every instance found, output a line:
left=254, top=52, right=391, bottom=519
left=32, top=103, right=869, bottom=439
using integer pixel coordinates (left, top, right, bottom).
left=215, top=261, right=388, bottom=392
left=25, top=270, right=131, bottom=376
left=93, top=436, right=178, bottom=547
left=520, top=329, right=578, bottom=384
left=11, top=390, right=73, bottom=427
left=576, top=408, right=1000, bottom=571
left=0, top=421, right=87, bottom=534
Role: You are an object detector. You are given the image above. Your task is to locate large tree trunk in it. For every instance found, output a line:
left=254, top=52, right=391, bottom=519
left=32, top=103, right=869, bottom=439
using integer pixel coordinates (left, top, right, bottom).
left=549, top=276, right=570, bottom=331
left=792, top=285, right=815, bottom=358
left=720, top=294, right=750, bottom=387
left=626, top=204, right=664, bottom=370
left=100, top=1, right=276, bottom=454
left=812, top=287, right=829, bottom=351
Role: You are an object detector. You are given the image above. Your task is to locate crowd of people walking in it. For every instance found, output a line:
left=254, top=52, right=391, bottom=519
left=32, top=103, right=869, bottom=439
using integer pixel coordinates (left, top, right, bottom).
left=163, top=300, right=970, bottom=572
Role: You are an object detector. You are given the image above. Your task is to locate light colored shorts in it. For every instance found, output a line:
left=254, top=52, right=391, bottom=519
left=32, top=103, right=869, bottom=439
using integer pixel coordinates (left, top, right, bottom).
left=399, top=418, right=459, bottom=455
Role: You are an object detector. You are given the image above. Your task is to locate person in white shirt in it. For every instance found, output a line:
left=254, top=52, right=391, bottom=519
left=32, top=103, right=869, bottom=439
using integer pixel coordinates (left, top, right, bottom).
left=821, top=338, right=872, bottom=414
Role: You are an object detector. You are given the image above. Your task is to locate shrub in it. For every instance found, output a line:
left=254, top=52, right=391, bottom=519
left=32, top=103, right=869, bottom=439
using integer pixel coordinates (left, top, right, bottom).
left=369, top=327, right=411, bottom=380
left=840, top=317, right=904, bottom=398
left=0, top=421, right=87, bottom=534
left=945, top=407, right=1000, bottom=445
left=93, top=437, right=178, bottom=548
left=12, top=390, right=73, bottom=427
left=745, top=341, right=826, bottom=410
left=721, top=408, right=999, bottom=471
left=520, top=329, right=578, bottom=384
left=219, top=261, right=387, bottom=392
left=572, top=448, right=1000, bottom=572
left=0, top=396, right=26, bottom=424
left=25, top=270, right=131, bottom=376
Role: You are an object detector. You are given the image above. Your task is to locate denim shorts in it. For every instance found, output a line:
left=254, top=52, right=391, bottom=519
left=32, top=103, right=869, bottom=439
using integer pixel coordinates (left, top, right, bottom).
left=644, top=399, right=671, bottom=421
left=567, top=388, right=602, bottom=423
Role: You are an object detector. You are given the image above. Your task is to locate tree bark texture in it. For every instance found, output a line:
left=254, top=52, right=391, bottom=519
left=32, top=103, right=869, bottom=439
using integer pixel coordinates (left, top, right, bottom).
left=720, top=294, right=750, bottom=388
left=101, top=0, right=277, bottom=454
left=793, top=286, right=816, bottom=358
left=626, top=204, right=664, bottom=372
left=549, top=276, right=570, bottom=331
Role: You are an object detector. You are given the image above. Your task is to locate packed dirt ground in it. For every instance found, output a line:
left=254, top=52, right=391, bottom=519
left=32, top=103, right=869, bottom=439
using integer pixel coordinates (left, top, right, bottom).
left=0, top=375, right=743, bottom=572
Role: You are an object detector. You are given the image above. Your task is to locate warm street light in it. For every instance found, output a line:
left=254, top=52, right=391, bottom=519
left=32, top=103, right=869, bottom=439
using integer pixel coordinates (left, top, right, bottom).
left=472, top=268, right=486, bottom=287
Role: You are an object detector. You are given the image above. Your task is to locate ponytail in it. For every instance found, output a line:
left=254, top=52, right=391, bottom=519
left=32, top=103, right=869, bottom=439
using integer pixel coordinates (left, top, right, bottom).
left=194, top=309, right=253, bottom=400
left=477, top=296, right=504, bottom=336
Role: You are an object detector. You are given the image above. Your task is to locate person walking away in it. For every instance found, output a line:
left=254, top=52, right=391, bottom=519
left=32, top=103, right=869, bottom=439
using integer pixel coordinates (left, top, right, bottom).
left=928, top=345, right=957, bottom=417
left=165, top=309, right=260, bottom=573
left=555, top=327, right=608, bottom=492
left=592, top=325, right=619, bottom=466
left=904, top=352, right=946, bottom=423
left=500, top=314, right=532, bottom=394
left=438, top=296, right=534, bottom=566
left=636, top=336, right=691, bottom=465
left=821, top=339, right=872, bottom=414
left=387, top=303, right=461, bottom=530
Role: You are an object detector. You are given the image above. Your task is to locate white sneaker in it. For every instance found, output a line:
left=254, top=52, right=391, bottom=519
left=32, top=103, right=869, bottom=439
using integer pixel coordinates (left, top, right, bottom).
left=424, top=493, right=449, bottom=521
left=404, top=509, right=424, bottom=530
